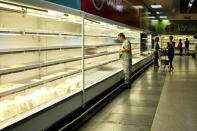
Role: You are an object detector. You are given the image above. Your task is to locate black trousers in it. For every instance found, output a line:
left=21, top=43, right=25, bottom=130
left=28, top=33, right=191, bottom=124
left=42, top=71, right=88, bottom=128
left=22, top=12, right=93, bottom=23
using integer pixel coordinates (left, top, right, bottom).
left=154, top=51, right=159, bottom=66
left=185, top=48, right=189, bottom=55
left=168, top=52, right=174, bottom=69
left=179, top=48, right=183, bottom=56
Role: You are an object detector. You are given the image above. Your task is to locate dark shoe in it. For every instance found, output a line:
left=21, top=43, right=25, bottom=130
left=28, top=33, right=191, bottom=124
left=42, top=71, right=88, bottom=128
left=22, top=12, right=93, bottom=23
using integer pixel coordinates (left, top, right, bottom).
left=169, top=68, right=173, bottom=72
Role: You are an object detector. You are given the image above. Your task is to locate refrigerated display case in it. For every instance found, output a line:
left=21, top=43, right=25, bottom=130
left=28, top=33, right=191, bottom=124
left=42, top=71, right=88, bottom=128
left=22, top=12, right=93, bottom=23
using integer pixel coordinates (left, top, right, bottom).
left=0, top=0, right=83, bottom=130
left=0, top=0, right=153, bottom=130
left=83, top=18, right=143, bottom=88
left=158, top=35, right=196, bottom=54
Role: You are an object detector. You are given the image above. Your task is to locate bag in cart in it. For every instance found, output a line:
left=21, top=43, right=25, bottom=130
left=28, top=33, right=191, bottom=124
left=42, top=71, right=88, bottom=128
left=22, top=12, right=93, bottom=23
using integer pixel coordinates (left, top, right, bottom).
left=160, top=60, right=169, bottom=65
left=159, top=49, right=168, bottom=56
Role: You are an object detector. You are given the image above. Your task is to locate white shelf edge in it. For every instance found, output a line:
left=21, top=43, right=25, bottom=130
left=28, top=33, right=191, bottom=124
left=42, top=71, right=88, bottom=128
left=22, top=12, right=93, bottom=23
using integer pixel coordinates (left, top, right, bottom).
left=0, top=44, right=121, bottom=54
left=0, top=57, right=82, bottom=75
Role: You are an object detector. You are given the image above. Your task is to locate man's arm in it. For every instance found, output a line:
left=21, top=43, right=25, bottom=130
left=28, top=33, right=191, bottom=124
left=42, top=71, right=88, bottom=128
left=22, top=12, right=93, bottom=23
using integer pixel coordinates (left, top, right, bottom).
left=120, top=45, right=131, bottom=52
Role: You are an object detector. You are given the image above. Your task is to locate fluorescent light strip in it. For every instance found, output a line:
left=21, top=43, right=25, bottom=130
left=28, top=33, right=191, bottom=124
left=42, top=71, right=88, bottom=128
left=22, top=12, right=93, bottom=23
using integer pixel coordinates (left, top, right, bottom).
left=144, top=12, right=151, bottom=15
left=160, top=16, right=167, bottom=18
left=48, top=10, right=64, bottom=16
left=0, top=3, right=22, bottom=11
left=25, top=33, right=58, bottom=37
left=144, top=16, right=155, bottom=19
left=156, top=12, right=162, bottom=14
left=151, top=20, right=158, bottom=22
left=65, top=20, right=82, bottom=24
left=0, top=33, right=21, bottom=36
left=61, top=34, right=78, bottom=38
left=0, top=2, right=82, bottom=24
left=133, top=5, right=144, bottom=9
left=151, top=5, right=162, bottom=8
left=27, top=12, right=60, bottom=20
left=100, top=22, right=107, bottom=25
left=0, top=3, right=61, bottom=20
left=123, top=29, right=130, bottom=31
left=36, top=34, right=58, bottom=37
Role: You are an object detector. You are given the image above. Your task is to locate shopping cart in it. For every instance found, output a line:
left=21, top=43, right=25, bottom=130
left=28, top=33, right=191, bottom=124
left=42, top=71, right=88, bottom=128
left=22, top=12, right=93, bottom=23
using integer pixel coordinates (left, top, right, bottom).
left=159, top=49, right=169, bottom=68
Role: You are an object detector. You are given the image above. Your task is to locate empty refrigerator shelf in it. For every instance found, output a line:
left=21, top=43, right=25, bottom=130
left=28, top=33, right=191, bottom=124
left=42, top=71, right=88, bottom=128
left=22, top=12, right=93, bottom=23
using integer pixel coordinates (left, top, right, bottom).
left=0, top=44, right=121, bottom=54
left=0, top=58, right=120, bottom=97
left=0, top=57, right=82, bottom=75
left=0, top=50, right=119, bottom=75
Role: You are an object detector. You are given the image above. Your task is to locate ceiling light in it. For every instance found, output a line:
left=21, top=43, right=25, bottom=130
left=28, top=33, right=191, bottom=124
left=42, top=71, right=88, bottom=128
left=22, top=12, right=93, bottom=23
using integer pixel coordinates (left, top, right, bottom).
left=156, top=12, right=162, bottom=14
left=144, top=16, right=155, bottom=19
left=160, top=16, right=167, bottom=18
left=191, top=0, right=195, bottom=3
left=144, top=12, right=151, bottom=14
left=151, top=5, right=162, bottom=8
left=151, top=20, right=158, bottom=22
left=188, top=2, right=193, bottom=7
left=188, top=0, right=195, bottom=7
left=133, top=5, right=144, bottom=9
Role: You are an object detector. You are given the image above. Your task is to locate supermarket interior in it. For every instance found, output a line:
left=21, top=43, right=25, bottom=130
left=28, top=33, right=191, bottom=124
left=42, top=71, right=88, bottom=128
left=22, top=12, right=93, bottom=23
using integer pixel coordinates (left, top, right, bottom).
left=0, top=0, right=197, bottom=131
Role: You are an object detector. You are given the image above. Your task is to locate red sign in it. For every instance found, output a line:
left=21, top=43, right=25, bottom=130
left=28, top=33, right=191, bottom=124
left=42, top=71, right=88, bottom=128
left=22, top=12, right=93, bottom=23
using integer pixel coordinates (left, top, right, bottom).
left=81, top=0, right=141, bottom=28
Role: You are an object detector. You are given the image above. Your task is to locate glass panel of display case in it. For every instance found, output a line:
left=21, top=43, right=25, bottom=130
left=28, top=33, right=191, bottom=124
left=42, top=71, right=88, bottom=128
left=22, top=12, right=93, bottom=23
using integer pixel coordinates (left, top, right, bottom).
left=84, top=19, right=121, bottom=88
left=83, top=19, right=142, bottom=87
left=0, top=2, right=83, bottom=125
left=139, top=33, right=152, bottom=61
left=130, top=31, right=141, bottom=64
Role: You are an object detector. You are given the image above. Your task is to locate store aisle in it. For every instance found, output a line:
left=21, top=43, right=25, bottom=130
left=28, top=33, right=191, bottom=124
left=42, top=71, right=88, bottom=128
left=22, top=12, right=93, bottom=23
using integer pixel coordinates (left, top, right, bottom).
left=78, top=63, right=167, bottom=131
left=151, top=56, right=197, bottom=131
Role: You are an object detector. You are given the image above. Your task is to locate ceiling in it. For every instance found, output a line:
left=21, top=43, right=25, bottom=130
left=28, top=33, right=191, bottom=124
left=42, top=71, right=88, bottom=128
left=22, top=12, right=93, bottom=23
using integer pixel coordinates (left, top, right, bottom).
left=142, top=0, right=197, bottom=20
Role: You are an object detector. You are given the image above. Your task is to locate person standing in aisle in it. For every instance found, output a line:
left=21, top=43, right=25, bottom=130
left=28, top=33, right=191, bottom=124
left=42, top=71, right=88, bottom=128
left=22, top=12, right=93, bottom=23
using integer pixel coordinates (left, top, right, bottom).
left=118, top=33, right=132, bottom=88
left=167, top=36, right=175, bottom=72
left=153, top=37, right=160, bottom=67
left=185, top=38, right=190, bottom=55
left=178, top=39, right=183, bottom=56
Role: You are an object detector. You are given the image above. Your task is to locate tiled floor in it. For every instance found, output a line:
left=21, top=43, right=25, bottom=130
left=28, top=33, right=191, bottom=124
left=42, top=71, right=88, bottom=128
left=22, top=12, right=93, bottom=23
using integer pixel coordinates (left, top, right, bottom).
left=78, top=56, right=197, bottom=131
left=151, top=56, right=197, bottom=131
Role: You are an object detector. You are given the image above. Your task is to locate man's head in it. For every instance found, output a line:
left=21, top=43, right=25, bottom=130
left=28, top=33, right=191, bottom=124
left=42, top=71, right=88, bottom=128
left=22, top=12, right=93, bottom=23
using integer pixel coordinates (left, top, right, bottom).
left=169, top=35, right=173, bottom=41
left=155, top=37, right=159, bottom=42
left=179, top=39, right=182, bottom=42
left=118, top=33, right=126, bottom=42
left=186, top=38, right=188, bottom=41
